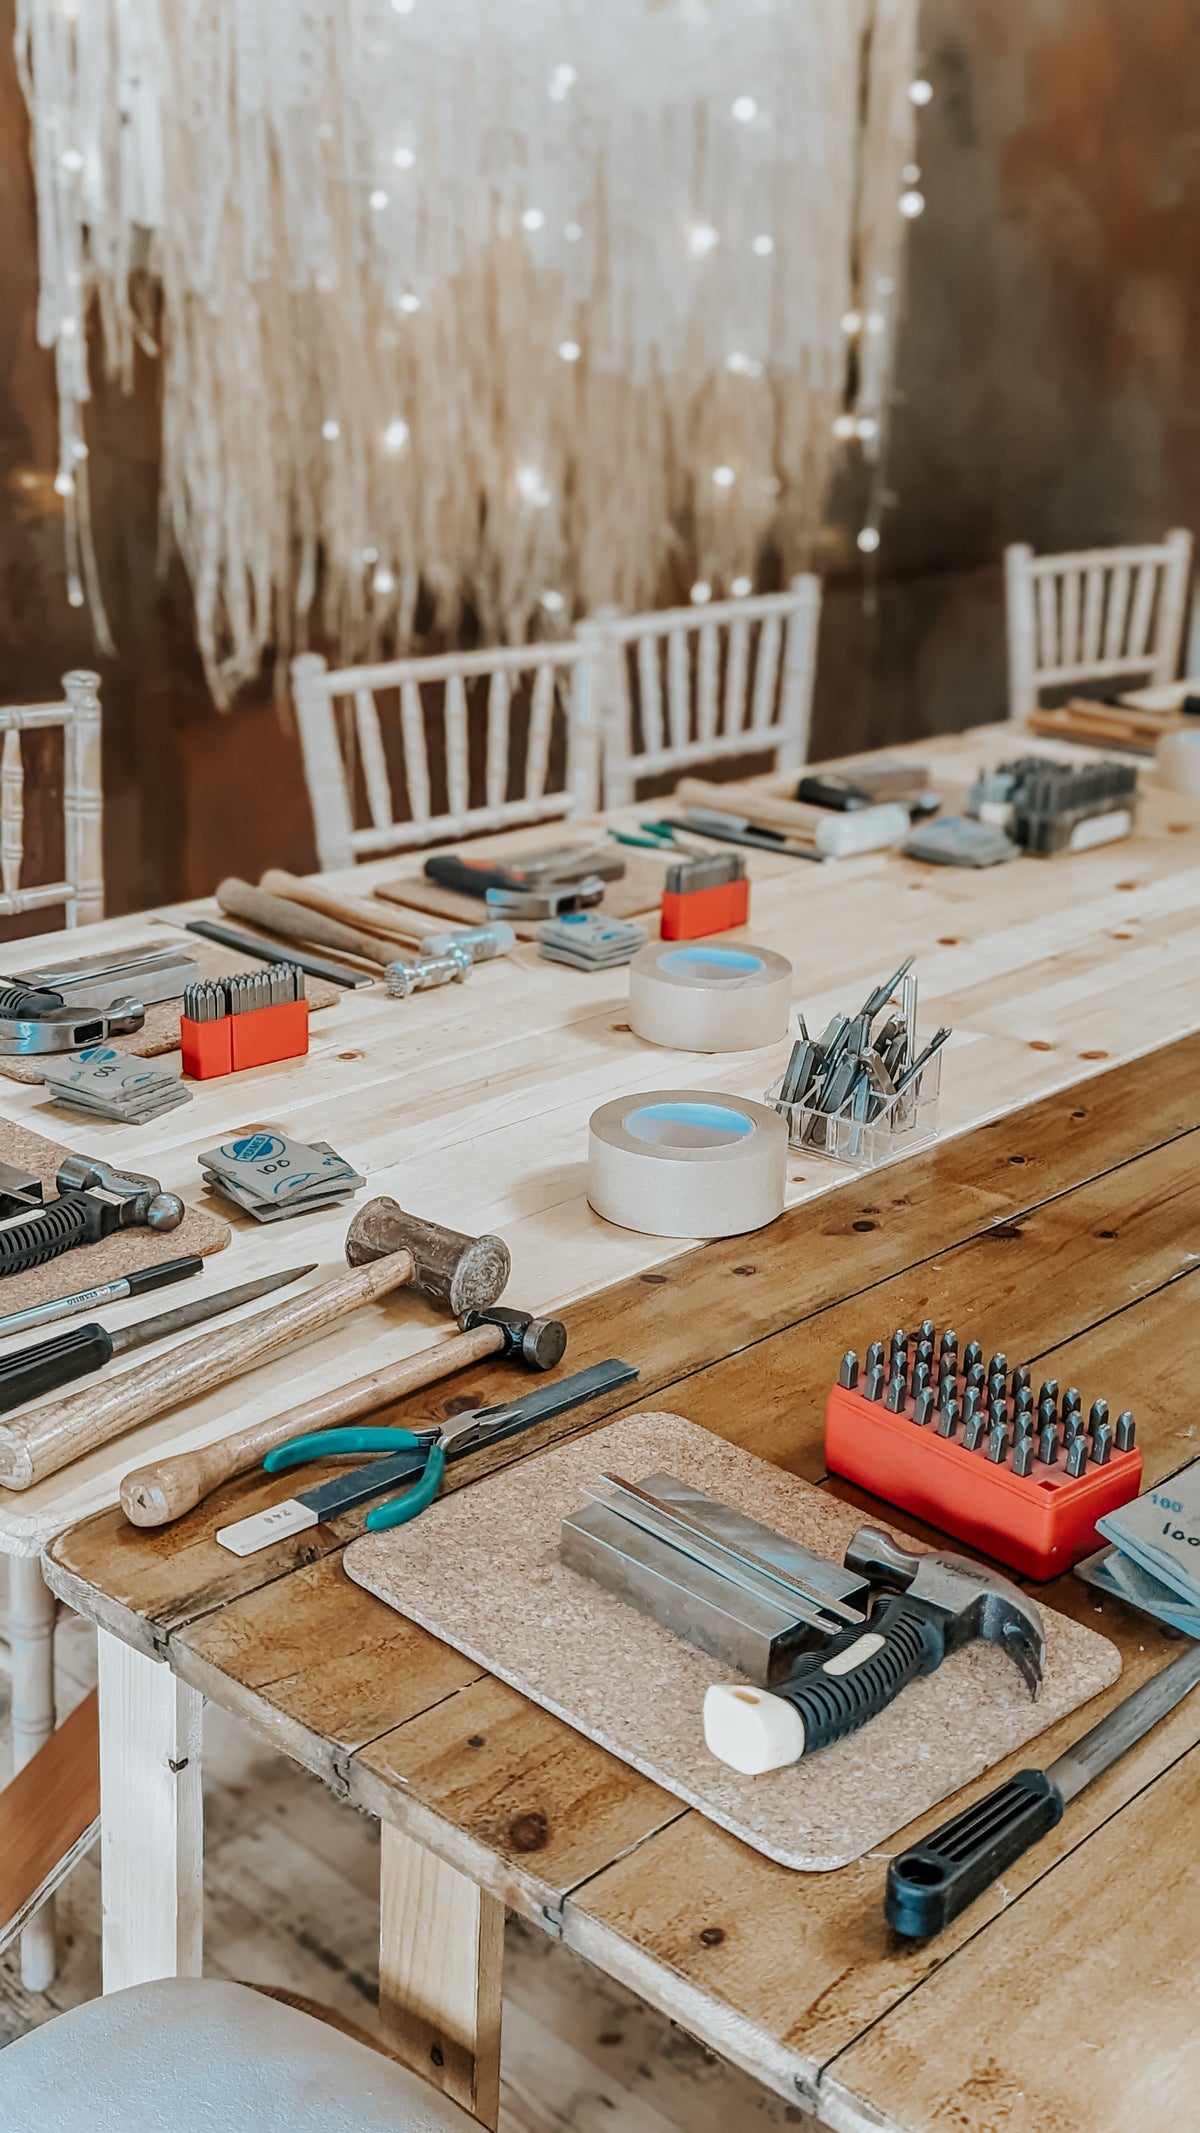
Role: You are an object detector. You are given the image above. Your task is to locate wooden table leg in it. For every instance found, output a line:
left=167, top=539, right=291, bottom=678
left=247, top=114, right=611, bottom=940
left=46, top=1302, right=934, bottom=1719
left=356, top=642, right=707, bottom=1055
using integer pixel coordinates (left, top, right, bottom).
left=10, top=1555, right=58, bottom=1991
left=378, top=1822, right=504, bottom=2129
left=97, top=1631, right=203, bottom=1992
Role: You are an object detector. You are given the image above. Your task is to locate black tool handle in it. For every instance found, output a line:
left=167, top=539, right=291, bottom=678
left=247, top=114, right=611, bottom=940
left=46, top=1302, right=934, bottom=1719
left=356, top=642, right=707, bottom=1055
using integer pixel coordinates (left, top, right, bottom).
left=0, top=1322, right=114, bottom=1413
left=775, top=1595, right=945, bottom=1756
left=424, top=855, right=521, bottom=897
left=885, top=1770, right=1065, bottom=1937
left=123, top=1255, right=204, bottom=1297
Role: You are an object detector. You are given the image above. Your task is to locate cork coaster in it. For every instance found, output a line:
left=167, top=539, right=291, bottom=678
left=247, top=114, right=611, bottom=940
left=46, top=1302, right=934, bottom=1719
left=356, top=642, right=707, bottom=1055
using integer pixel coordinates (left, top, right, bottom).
left=0, top=941, right=341, bottom=1086
left=0, top=1115, right=230, bottom=1311
left=345, top=1411, right=1122, bottom=1871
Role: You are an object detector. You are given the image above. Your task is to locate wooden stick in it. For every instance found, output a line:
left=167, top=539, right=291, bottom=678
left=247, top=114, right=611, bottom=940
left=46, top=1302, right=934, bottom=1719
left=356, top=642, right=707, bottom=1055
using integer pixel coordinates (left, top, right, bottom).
left=216, top=878, right=394, bottom=969
left=673, top=776, right=824, bottom=844
left=259, top=869, right=431, bottom=950
left=0, top=1252, right=415, bottom=1492
left=119, top=1318, right=505, bottom=1527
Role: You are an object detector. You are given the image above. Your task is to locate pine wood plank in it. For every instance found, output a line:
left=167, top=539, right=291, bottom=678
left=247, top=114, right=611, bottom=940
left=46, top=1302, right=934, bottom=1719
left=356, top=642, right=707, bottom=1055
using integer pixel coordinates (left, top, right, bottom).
left=379, top=1822, right=505, bottom=2128
left=43, top=1034, right=1200, bottom=1649
left=0, top=1691, right=98, bottom=1956
left=97, top=1633, right=203, bottom=1991
left=824, top=1746, right=1200, bottom=2133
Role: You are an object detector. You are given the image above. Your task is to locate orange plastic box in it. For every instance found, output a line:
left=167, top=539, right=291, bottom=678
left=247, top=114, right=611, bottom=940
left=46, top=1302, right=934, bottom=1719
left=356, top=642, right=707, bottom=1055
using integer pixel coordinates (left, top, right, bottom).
left=660, top=875, right=750, bottom=940
left=181, top=1001, right=308, bottom=1081
left=179, top=1014, right=233, bottom=1080
left=825, top=1381, right=1142, bottom=1581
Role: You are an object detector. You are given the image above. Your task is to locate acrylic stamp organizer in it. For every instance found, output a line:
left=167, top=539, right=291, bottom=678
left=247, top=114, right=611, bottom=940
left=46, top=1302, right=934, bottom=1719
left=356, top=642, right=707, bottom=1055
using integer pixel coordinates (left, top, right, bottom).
left=766, top=1044, right=941, bottom=1171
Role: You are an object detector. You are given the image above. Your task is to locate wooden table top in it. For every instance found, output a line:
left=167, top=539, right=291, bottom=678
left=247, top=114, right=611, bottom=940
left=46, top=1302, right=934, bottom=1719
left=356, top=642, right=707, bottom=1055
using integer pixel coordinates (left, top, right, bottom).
left=4, top=721, right=1200, bottom=1555
left=47, top=1034, right=1200, bottom=2132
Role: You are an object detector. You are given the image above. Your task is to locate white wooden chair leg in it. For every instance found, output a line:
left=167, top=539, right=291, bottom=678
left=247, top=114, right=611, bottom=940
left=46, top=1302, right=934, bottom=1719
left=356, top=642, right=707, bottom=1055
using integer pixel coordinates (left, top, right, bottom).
left=379, top=1822, right=504, bottom=2130
left=97, top=1631, right=203, bottom=1992
left=9, top=1555, right=58, bottom=1990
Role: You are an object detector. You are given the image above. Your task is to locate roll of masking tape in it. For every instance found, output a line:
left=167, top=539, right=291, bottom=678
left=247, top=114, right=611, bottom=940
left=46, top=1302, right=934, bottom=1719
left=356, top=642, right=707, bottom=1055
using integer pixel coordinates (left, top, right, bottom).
left=588, top=1090, right=788, bottom=1237
left=1157, top=728, right=1200, bottom=795
left=628, top=941, right=793, bottom=1053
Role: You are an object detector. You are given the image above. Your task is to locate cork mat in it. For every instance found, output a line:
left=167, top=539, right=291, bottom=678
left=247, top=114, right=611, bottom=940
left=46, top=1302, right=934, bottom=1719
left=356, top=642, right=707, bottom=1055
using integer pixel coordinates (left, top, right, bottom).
left=375, top=846, right=672, bottom=941
left=0, top=1116, right=230, bottom=1311
left=345, top=1412, right=1122, bottom=1871
left=0, top=940, right=341, bottom=1086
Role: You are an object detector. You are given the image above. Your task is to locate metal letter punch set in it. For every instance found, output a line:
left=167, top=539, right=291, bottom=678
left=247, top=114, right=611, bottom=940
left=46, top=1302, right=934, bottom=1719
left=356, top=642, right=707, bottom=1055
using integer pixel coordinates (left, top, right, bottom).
left=767, top=957, right=950, bottom=1169
left=825, top=1322, right=1143, bottom=1579
left=968, top=754, right=1138, bottom=855
left=659, top=852, right=749, bottom=940
left=181, top=965, right=309, bottom=1078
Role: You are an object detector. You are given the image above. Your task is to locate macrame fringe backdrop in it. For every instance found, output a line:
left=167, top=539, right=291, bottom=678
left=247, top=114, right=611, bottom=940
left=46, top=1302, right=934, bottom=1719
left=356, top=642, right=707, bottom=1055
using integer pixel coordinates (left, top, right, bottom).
left=18, top=0, right=919, bottom=704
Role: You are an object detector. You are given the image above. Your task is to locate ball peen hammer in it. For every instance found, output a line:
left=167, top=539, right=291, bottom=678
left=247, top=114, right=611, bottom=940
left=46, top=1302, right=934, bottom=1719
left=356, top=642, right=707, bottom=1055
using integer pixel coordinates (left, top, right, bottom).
left=119, top=1303, right=567, bottom=1526
left=0, top=1201, right=510, bottom=1493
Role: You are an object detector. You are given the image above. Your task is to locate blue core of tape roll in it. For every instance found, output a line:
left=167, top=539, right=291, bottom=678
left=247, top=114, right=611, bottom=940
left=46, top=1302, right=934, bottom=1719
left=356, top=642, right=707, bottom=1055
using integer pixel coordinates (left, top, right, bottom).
left=624, top=1100, right=754, bottom=1149
left=659, top=946, right=765, bottom=981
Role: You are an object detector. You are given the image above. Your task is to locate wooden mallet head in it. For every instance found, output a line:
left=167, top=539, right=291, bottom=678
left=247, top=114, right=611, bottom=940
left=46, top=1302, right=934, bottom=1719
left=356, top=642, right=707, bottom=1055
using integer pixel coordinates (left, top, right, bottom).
left=345, top=1197, right=511, bottom=1319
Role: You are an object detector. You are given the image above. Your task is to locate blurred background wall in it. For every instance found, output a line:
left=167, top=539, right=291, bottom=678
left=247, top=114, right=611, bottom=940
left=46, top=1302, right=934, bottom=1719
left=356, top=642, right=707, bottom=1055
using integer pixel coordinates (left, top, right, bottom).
left=1, top=0, right=1197, bottom=911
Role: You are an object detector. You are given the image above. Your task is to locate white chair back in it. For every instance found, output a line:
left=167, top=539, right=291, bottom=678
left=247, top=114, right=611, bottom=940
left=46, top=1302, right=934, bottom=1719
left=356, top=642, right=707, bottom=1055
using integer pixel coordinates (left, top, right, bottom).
left=0, top=669, right=103, bottom=929
left=292, top=643, right=600, bottom=872
left=582, top=577, right=822, bottom=809
left=1004, top=530, right=1193, bottom=723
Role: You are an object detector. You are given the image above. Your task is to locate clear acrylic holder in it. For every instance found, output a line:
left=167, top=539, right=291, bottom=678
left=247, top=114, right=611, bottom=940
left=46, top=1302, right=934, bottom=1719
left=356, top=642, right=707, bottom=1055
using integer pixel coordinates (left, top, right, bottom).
left=765, top=1046, right=942, bottom=1171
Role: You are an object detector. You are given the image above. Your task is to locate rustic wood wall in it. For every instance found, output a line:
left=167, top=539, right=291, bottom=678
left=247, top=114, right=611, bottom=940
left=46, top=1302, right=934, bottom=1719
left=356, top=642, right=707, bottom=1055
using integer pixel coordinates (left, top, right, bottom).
left=1, top=0, right=1197, bottom=914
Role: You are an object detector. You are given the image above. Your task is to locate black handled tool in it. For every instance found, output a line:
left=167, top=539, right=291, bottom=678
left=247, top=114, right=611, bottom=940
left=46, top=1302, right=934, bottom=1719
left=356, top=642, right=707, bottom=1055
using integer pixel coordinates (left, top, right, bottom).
left=0, top=1263, right=315, bottom=1415
left=0, top=1255, right=203, bottom=1342
left=886, top=1638, right=1200, bottom=1937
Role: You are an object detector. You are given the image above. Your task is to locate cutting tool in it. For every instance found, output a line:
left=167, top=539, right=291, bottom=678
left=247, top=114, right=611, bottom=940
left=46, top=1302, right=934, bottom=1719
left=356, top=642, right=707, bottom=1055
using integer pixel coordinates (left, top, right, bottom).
left=216, top=1356, right=639, bottom=1555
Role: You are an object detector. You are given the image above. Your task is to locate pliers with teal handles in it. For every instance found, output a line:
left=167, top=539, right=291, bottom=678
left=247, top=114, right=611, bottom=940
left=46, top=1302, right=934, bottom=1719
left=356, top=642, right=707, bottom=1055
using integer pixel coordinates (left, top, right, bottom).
left=220, top=1357, right=639, bottom=1552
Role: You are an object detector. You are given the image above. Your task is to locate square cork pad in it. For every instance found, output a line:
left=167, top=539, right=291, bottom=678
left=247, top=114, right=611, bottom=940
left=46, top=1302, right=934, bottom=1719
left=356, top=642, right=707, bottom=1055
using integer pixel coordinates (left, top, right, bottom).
left=345, top=1412, right=1122, bottom=1870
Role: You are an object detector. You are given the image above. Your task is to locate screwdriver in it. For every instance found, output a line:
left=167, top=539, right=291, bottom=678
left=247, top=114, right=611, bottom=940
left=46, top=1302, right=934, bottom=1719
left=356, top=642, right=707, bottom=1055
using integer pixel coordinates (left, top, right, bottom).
left=0, top=1264, right=315, bottom=1415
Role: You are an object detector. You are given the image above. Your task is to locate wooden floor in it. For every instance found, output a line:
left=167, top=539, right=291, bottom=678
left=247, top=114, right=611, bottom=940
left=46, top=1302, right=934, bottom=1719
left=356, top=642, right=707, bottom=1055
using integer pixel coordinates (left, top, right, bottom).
left=0, top=1568, right=802, bottom=2131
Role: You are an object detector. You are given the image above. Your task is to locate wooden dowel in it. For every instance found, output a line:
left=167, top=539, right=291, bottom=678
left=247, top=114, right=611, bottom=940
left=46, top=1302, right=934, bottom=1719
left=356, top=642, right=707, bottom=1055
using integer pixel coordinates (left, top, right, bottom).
left=119, top=1319, right=505, bottom=1527
left=0, top=1253, right=415, bottom=1493
left=216, top=878, right=393, bottom=969
left=258, top=870, right=428, bottom=949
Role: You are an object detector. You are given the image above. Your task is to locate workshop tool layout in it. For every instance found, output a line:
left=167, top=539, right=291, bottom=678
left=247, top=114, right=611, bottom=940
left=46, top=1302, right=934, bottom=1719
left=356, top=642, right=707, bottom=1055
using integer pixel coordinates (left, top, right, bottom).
left=886, top=1637, right=1200, bottom=1937
left=119, top=1301, right=569, bottom=1525
left=0, top=1264, right=311, bottom=1416
left=0, top=1155, right=184, bottom=1278
left=673, top=776, right=911, bottom=857
left=0, top=1254, right=203, bottom=1342
left=969, top=754, right=1138, bottom=854
left=258, top=867, right=515, bottom=964
left=184, top=916, right=372, bottom=990
left=769, top=959, right=949, bottom=1165
left=825, top=1322, right=1143, bottom=1578
left=198, top=1133, right=364, bottom=1221
left=216, top=1356, right=638, bottom=1554
left=43, top=1045, right=192, bottom=1123
left=0, top=1198, right=513, bottom=1489
left=181, top=966, right=309, bottom=1077
left=701, top=1526, right=1044, bottom=1775
left=344, top=1409, right=1120, bottom=1872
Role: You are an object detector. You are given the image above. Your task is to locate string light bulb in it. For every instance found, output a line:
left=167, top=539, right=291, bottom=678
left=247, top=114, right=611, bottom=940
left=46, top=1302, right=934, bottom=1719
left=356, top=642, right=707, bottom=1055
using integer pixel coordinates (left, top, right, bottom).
left=373, top=564, right=397, bottom=593
left=517, top=466, right=551, bottom=507
left=731, top=576, right=753, bottom=597
left=383, top=418, right=409, bottom=452
left=711, top=465, right=735, bottom=489
left=687, top=222, right=719, bottom=258
left=321, top=419, right=341, bottom=441
left=362, top=545, right=379, bottom=564
left=564, top=222, right=583, bottom=242
left=840, top=310, right=862, bottom=334
left=61, top=149, right=84, bottom=172
left=856, top=527, right=881, bottom=553
left=539, top=589, right=566, bottom=613
left=751, top=233, right=774, bottom=257
left=898, top=189, right=925, bottom=218
left=726, top=351, right=763, bottom=378
left=855, top=416, right=879, bottom=441
left=522, top=208, right=546, bottom=231
left=392, top=147, right=415, bottom=170
left=731, top=96, right=758, bottom=122
left=390, top=0, right=415, bottom=13
left=549, top=63, right=577, bottom=100
left=831, top=413, right=857, bottom=440
left=909, top=78, right=933, bottom=105
left=902, top=163, right=921, bottom=184
left=690, top=581, right=712, bottom=605
left=369, top=188, right=389, bottom=211
left=397, top=292, right=422, bottom=313
left=53, top=470, right=75, bottom=497
left=558, top=340, right=581, bottom=362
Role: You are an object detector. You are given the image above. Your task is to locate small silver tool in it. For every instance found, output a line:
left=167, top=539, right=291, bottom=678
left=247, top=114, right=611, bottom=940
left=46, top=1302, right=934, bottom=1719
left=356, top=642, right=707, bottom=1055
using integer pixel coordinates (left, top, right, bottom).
left=385, top=948, right=472, bottom=998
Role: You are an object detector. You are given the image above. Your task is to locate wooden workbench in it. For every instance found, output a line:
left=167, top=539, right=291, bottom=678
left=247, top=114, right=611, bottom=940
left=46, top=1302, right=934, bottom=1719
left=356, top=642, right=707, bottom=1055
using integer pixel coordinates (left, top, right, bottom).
left=42, top=1033, right=1200, bottom=2132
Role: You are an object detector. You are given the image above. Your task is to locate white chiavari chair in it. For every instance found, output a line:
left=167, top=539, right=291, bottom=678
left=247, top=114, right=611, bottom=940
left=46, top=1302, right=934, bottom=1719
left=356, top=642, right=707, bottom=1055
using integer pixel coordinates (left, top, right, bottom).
left=1004, top=531, right=1193, bottom=723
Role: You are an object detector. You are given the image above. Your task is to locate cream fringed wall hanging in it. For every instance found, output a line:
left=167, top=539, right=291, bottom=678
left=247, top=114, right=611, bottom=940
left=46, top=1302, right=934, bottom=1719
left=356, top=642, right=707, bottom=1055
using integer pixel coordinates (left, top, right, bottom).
left=18, top=0, right=920, bottom=703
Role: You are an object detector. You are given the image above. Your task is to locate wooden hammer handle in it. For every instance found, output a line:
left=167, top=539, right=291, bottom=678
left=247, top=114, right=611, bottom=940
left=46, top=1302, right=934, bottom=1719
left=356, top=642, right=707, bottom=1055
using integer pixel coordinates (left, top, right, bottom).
left=216, top=878, right=393, bottom=969
left=0, top=1252, right=415, bottom=1492
left=259, top=870, right=425, bottom=950
left=674, top=777, right=822, bottom=842
left=119, top=1320, right=504, bottom=1527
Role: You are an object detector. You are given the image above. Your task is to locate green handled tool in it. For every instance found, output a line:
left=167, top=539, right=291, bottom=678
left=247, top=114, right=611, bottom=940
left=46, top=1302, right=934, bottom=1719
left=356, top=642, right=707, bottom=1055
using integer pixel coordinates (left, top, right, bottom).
left=215, top=1356, right=639, bottom=1556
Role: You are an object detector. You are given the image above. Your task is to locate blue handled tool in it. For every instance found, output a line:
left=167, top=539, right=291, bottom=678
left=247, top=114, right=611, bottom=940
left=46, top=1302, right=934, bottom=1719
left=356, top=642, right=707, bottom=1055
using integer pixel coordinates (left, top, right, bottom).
left=215, top=1356, right=639, bottom=1556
